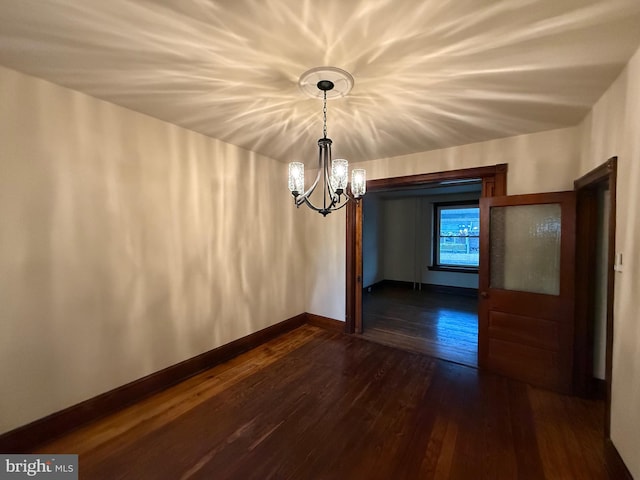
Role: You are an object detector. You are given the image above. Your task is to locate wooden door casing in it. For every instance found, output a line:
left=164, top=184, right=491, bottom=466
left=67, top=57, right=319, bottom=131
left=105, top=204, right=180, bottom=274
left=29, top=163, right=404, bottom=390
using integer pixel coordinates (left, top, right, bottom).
left=346, top=164, right=507, bottom=334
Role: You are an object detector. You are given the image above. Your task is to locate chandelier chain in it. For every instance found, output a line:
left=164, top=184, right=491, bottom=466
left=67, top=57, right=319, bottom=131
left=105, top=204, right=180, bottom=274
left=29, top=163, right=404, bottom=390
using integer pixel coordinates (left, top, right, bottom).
left=322, top=90, right=327, bottom=139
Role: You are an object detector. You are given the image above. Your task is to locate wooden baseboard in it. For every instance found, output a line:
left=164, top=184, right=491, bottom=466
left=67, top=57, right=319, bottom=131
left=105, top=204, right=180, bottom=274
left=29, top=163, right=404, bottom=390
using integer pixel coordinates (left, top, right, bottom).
left=363, top=280, right=386, bottom=292
left=382, top=279, right=414, bottom=289
left=364, top=279, right=478, bottom=298
left=604, top=438, right=633, bottom=480
left=306, top=313, right=346, bottom=333
left=0, top=314, right=307, bottom=453
left=420, top=283, right=478, bottom=297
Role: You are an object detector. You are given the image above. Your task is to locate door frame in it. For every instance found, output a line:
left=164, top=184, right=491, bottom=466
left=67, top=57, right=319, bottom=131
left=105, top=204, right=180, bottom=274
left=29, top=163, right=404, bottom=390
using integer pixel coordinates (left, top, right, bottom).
left=345, top=164, right=508, bottom=334
left=573, top=156, right=617, bottom=434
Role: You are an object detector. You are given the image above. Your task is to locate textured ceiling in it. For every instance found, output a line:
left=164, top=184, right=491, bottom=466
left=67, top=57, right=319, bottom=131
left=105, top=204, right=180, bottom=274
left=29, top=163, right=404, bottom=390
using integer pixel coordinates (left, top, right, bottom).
left=1, top=0, right=640, bottom=165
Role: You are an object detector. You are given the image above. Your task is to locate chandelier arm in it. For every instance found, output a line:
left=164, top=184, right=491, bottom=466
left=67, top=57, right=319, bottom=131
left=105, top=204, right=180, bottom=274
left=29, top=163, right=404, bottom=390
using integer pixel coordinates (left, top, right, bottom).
left=297, top=194, right=338, bottom=215
left=295, top=147, right=338, bottom=215
left=296, top=164, right=322, bottom=201
left=297, top=196, right=322, bottom=212
left=296, top=192, right=352, bottom=212
left=321, top=139, right=340, bottom=213
left=329, top=198, right=350, bottom=212
left=294, top=151, right=329, bottom=211
left=294, top=134, right=329, bottom=202
left=342, top=187, right=355, bottom=201
left=323, top=145, right=328, bottom=212
left=324, top=140, right=339, bottom=202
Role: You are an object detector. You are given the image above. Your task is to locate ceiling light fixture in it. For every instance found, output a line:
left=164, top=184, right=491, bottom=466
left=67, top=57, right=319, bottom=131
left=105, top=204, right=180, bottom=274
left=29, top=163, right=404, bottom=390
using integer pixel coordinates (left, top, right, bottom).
left=288, top=67, right=366, bottom=216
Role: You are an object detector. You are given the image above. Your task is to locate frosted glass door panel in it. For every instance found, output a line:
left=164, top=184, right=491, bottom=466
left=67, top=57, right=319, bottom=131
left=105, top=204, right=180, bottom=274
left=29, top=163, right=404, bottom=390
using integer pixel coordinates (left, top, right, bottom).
left=490, top=204, right=561, bottom=295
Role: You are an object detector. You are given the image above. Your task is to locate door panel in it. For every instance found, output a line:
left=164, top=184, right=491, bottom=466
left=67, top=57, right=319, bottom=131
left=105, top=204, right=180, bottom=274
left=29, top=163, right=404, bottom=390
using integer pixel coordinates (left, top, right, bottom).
left=479, top=192, right=576, bottom=393
left=488, top=311, right=560, bottom=350
left=488, top=338, right=561, bottom=387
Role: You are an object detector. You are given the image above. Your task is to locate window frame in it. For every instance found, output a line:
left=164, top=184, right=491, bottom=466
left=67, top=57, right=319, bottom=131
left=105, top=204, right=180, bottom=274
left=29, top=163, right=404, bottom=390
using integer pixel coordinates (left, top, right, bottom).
left=430, top=200, right=480, bottom=274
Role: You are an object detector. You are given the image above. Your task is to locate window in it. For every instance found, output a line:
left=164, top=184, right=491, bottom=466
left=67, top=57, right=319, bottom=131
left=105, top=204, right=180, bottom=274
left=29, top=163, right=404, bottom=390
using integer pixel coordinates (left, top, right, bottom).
left=432, top=202, right=480, bottom=271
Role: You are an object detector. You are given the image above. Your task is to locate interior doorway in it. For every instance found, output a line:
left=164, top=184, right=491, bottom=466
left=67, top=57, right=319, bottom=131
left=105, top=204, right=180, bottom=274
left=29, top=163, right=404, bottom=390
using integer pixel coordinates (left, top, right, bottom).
left=345, top=164, right=508, bottom=366
left=574, top=157, right=617, bottom=433
left=359, top=182, right=482, bottom=367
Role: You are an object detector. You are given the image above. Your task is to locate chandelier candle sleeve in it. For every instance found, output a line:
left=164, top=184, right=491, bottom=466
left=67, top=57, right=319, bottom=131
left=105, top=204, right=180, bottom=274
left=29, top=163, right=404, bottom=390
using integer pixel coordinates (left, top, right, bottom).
left=351, top=169, right=366, bottom=198
left=331, top=159, right=349, bottom=193
left=288, top=162, right=304, bottom=195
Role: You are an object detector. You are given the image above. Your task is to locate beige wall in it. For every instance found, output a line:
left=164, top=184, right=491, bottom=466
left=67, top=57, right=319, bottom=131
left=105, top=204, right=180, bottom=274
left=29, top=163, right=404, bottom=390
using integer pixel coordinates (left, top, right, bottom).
left=578, top=43, right=640, bottom=479
left=361, top=126, right=581, bottom=195
left=0, top=66, right=306, bottom=435
left=303, top=206, right=346, bottom=321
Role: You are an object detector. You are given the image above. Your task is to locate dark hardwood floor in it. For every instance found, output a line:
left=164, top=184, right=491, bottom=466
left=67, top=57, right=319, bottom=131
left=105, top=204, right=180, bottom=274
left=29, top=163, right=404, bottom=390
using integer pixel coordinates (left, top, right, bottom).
left=36, top=325, right=609, bottom=479
left=362, top=284, right=478, bottom=367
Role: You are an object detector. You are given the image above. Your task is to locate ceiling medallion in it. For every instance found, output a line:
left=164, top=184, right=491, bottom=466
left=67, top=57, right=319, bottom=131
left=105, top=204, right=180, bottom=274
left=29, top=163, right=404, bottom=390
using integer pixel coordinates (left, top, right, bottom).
left=298, top=66, right=354, bottom=99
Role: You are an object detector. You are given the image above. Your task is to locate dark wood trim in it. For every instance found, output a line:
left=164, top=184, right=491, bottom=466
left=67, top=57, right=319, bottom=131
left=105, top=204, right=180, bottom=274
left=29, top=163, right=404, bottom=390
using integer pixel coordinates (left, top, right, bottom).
left=365, top=164, right=508, bottom=191
left=354, top=200, right=363, bottom=333
left=604, top=158, right=617, bottom=438
left=573, top=187, right=598, bottom=396
left=574, top=159, right=614, bottom=189
left=306, top=313, right=346, bottom=333
left=345, top=200, right=357, bottom=334
left=347, top=164, right=508, bottom=334
left=492, top=164, right=508, bottom=196
left=346, top=201, right=354, bottom=331
left=573, top=156, right=616, bottom=437
left=591, top=377, right=606, bottom=400
left=433, top=199, right=481, bottom=207
left=0, top=314, right=307, bottom=453
left=604, top=438, right=633, bottom=480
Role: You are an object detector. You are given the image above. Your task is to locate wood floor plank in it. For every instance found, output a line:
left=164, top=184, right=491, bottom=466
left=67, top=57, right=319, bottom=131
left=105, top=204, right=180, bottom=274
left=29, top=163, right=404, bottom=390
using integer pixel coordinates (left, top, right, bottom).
left=36, top=325, right=319, bottom=458
left=507, top=381, right=546, bottom=480
left=529, top=386, right=609, bottom=479
left=362, top=285, right=478, bottom=367
left=36, top=325, right=609, bottom=479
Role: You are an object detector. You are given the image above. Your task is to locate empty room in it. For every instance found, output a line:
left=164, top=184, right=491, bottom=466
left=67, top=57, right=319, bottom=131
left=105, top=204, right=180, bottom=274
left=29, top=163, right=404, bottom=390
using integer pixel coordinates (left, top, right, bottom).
left=1, top=1, right=640, bottom=479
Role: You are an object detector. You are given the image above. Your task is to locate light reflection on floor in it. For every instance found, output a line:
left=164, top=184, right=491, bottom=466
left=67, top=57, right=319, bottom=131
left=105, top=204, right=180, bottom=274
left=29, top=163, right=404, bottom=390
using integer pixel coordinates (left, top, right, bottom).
left=362, top=285, right=478, bottom=367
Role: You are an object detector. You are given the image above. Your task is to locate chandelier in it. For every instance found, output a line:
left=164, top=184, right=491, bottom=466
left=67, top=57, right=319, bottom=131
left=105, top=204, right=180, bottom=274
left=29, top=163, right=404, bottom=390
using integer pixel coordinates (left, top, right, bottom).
left=288, top=67, right=366, bottom=216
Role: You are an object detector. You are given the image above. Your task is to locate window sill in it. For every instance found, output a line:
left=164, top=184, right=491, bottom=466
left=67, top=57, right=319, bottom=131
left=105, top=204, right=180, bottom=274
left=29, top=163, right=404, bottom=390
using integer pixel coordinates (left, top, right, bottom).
left=428, top=265, right=479, bottom=274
